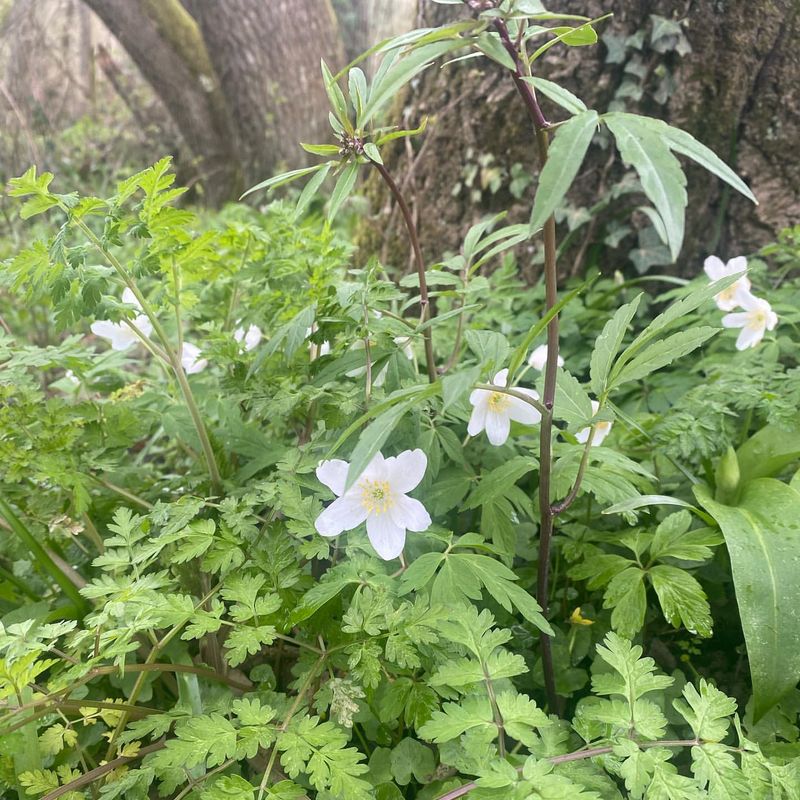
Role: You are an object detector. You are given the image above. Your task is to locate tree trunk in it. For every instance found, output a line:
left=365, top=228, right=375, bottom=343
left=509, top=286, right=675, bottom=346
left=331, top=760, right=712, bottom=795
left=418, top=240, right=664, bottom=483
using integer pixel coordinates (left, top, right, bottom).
left=335, top=0, right=417, bottom=69
left=181, top=0, right=346, bottom=191
left=82, top=0, right=240, bottom=204
left=360, top=0, right=800, bottom=279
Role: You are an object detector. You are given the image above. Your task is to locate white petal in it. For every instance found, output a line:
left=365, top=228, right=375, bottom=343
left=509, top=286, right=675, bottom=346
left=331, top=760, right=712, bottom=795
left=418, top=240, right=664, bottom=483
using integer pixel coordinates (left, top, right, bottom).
left=469, top=387, right=488, bottom=406
left=360, top=452, right=387, bottom=482
left=736, top=325, right=764, bottom=350
left=485, top=410, right=511, bottom=446
left=726, top=256, right=747, bottom=275
left=315, top=494, right=368, bottom=537
left=734, top=288, right=760, bottom=311
left=703, top=255, right=725, bottom=281
left=319, top=341, right=331, bottom=356
left=592, top=422, right=613, bottom=445
left=589, top=399, right=600, bottom=415
left=244, top=325, right=262, bottom=350
left=575, top=426, right=591, bottom=444
left=385, top=449, right=427, bottom=494
left=390, top=495, right=431, bottom=532
left=182, top=342, right=207, bottom=373
left=766, top=310, right=778, bottom=331
left=121, top=287, right=142, bottom=310
left=467, top=401, right=488, bottom=437
left=492, top=369, right=509, bottom=388
left=366, top=513, right=406, bottom=560
left=528, top=344, right=548, bottom=371
left=316, top=459, right=350, bottom=496
left=721, top=312, right=748, bottom=329
left=133, top=314, right=153, bottom=338
left=91, top=320, right=119, bottom=341
left=506, top=394, right=541, bottom=426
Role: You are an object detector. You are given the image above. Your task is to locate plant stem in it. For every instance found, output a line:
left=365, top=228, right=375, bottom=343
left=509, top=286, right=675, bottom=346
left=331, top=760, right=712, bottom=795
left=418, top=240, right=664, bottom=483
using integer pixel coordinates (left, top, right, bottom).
left=551, top=426, right=596, bottom=515
left=73, top=218, right=223, bottom=495
left=370, top=159, right=437, bottom=383
left=432, top=738, right=701, bottom=800
left=0, top=494, right=87, bottom=613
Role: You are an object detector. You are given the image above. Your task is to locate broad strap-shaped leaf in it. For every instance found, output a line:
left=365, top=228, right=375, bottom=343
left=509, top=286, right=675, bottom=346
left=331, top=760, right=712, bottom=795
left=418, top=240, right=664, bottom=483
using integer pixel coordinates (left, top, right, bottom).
left=604, top=112, right=687, bottom=260
left=696, top=480, right=800, bottom=720
left=590, top=294, right=642, bottom=396
left=327, top=161, right=359, bottom=222
left=530, top=109, right=599, bottom=233
left=736, top=421, right=800, bottom=485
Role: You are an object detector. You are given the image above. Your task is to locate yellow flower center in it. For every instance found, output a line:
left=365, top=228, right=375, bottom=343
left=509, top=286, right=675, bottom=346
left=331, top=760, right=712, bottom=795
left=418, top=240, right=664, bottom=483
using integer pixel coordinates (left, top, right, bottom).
left=488, top=391, right=510, bottom=412
left=359, top=479, right=394, bottom=515
left=747, top=309, right=767, bottom=329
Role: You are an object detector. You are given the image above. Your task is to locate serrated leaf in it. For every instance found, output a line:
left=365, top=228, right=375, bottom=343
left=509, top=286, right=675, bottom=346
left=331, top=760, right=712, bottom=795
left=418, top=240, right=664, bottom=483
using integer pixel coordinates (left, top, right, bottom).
left=649, top=565, right=712, bottom=637
left=553, top=369, right=593, bottom=427
left=675, top=680, right=736, bottom=742
left=530, top=110, right=599, bottom=232
left=604, top=112, right=687, bottom=260
left=590, top=295, right=642, bottom=395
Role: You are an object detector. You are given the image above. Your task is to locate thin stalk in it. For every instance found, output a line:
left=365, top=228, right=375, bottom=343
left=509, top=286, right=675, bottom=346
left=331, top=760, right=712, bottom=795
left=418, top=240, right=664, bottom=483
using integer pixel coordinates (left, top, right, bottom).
left=40, top=741, right=165, bottom=800
left=73, top=218, right=222, bottom=494
left=433, top=738, right=701, bottom=800
left=370, top=159, right=437, bottom=383
left=482, top=9, right=561, bottom=715
left=482, top=664, right=507, bottom=758
left=0, top=495, right=87, bottom=613
left=551, top=426, right=597, bottom=515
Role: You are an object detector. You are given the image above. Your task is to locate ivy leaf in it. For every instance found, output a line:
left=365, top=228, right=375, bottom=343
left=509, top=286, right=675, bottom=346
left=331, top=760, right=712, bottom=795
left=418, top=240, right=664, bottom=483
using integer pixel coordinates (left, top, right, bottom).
left=648, top=565, right=712, bottom=637
left=674, top=680, right=736, bottom=742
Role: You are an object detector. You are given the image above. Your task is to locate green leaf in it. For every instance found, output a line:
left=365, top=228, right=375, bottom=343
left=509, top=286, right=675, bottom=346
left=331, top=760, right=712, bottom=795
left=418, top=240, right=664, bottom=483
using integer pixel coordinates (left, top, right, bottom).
left=390, top=738, right=435, bottom=786
left=674, top=680, right=736, bottom=742
left=696, top=480, right=800, bottom=719
left=691, top=744, right=750, bottom=800
left=593, top=632, right=673, bottom=701
left=442, top=366, right=481, bottom=412
left=363, top=41, right=464, bottom=126
left=293, top=162, right=332, bottom=220
left=553, top=369, right=593, bottom=427
left=649, top=565, right=712, bottom=637
left=604, top=112, right=687, bottom=260
left=655, top=122, right=757, bottom=205
left=736, top=422, right=800, bottom=485
left=465, top=456, right=536, bottom=509
left=603, top=567, right=647, bottom=639
left=418, top=695, right=494, bottom=743
left=610, top=326, right=718, bottom=388
left=603, top=495, right=708, bottom=520
left=476, top=31, right=517, bottom=70
left=321, top=59, right=350, bottom=125
left=530, top=110, right=599, bottom=233
left=328, top=161, right=359, bottom=222
left=590, top=295, right=642, bottom=396
left=241, top=163, right=331, bottom=200
left=523, top=77, right=587, bottom=115
left=507, top=282, right=587, bottom=380
left=650, top=512, right=721, bottom=562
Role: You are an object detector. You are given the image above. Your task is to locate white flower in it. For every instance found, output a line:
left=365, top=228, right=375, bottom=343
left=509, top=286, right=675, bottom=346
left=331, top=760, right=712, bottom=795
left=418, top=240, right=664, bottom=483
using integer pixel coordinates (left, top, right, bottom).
left=394, top=336, right=414, bottom=360
left=64, top=370, right=79, bottom=386
left=234, top=323, right=262, bottom=351
left=181, top=342, right=208, bottom=374
left=722, top=288, right=778, bottom=350
left=527, top=344, right=564, bottom=371
left=90, top=288, right=153, bottom=351
left=703, top=255, right=750, bottom=311
left=468, top=368, right=541, bottom=446
left=306, top=326, right=331, bottom=359
left=575, top=400, right=613, bottom=446
left=315, top=449, right=431, bottom=560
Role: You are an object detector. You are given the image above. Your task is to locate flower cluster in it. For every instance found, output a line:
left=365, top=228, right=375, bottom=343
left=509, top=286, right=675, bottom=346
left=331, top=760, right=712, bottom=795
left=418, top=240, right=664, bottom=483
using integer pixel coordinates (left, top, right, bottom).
left=705, top=255, right=778, bottom=350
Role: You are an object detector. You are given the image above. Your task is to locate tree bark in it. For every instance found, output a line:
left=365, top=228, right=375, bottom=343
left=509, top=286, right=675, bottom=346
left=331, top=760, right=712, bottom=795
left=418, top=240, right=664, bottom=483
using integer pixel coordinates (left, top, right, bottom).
left=82, top=0, right=240, bottom=204
left=181, top=0, right=346, bottom=190
left=360, top=0, right=800, bottom=279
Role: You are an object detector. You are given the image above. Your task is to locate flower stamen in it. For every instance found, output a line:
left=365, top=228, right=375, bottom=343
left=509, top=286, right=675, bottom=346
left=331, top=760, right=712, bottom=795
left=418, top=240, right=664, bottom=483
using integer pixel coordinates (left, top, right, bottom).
left=359, top=479, right=395, bottom=515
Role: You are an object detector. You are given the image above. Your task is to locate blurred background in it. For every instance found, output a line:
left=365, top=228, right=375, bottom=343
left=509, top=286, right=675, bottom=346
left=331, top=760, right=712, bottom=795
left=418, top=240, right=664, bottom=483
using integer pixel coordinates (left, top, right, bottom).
left=0, top=0, right=797, bottom=276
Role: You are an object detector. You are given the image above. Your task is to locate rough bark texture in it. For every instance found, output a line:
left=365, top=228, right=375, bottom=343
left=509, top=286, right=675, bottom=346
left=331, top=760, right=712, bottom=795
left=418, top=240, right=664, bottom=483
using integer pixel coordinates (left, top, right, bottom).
left=83, top=0, right=238, bottom=204
left=336, top=0, right=417, bottom=69
left=182, top=0, right=346, bottom=189
left=360, top=0, right=800, bottom=279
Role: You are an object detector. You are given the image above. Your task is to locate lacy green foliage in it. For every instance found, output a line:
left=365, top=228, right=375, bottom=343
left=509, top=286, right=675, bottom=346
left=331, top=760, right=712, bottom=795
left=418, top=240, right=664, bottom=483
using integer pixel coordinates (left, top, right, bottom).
left=2, top=3, right=800, bottom=799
